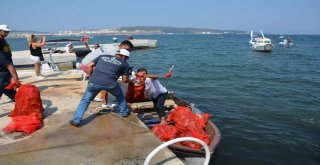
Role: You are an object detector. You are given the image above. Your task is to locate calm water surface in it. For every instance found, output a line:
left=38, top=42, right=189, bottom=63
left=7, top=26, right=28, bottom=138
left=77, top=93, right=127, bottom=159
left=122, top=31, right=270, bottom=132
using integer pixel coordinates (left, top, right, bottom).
left=7, top=34, right=320, bottom=165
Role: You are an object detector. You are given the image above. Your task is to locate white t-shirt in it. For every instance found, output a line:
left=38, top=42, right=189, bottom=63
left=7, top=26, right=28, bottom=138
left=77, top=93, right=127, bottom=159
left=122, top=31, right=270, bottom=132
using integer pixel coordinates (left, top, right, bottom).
left=81, top=45, right=119, bottom=65
left=145, top=78, right=167, bottom=99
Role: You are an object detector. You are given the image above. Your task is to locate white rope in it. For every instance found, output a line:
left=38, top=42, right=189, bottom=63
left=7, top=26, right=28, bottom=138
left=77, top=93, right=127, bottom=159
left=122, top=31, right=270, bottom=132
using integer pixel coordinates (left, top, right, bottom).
left=144, top=137, right=210, bottom=165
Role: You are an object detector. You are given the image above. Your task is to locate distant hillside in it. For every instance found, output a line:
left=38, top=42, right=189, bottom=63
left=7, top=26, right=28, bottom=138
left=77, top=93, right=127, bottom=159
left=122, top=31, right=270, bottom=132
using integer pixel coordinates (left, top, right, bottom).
left=118, top=26, right=246, bottom=34
left=8, top=26, right=247, bottom=38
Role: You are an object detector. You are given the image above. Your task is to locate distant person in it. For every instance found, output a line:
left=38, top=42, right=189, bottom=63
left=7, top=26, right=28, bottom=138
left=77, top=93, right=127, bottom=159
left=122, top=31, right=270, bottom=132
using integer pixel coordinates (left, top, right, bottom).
left=127, top=35, right=134, bottom=40
left=79, top=40, right=134, bottom=109
left=0, top=24, right=20, bottom=101
left=64, top=42, right=74, bottom=53
left=27, top=34, right=46, bottom=80
left=112, top=37, right=118, bottom=43
left=127, top=68, right=168, bottom=125
left=70, top=49, right=132, bottom=127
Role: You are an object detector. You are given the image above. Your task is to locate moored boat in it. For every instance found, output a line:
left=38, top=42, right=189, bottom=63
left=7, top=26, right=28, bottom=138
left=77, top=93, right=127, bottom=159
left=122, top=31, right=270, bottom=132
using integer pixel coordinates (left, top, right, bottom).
left=249, top=29, right=273, bottom=52
left=130, top=92, right=221, bottom=163
left=279, top=36, right=294, bottom=47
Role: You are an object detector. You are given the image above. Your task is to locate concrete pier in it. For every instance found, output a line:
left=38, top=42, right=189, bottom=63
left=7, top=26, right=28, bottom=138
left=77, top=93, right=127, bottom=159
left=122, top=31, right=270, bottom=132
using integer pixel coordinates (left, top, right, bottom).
left=0, top=70, right=183, bottom=165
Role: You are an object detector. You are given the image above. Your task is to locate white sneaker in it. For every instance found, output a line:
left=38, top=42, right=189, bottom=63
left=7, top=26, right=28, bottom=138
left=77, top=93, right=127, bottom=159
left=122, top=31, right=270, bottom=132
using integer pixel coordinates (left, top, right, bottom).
left=35, top=75, right=45, bottom=80
left=93, top=97, right=102, bottom=102
left=101, top=103, right=117, bottom=109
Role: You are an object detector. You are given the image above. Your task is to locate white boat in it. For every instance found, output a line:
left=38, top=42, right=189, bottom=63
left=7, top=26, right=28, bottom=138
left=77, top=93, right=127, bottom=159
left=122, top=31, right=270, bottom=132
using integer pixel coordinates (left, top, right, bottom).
left=279, top=36, right=294, bottom=47
left=249, top=29, right=273, bottom=52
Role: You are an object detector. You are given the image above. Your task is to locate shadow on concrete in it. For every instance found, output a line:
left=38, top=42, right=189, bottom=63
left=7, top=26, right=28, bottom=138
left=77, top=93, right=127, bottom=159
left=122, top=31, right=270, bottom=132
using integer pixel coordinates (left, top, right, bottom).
left=0, top=112, right=10, bottom=118
left=42, top=99, right=58, bottom=118
left=37, top=84, right=75, bottom=91
left=79, top=110, right=111, bottom=126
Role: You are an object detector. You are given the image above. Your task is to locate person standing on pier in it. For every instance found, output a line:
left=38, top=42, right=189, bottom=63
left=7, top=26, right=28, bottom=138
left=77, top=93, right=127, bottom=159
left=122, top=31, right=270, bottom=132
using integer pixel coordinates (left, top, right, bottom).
left=70, top=49, right=132, bottom=127
left=0, top=24, right=20, bottom=101
left=27, top=34, right=46, bottom=80
left=80, top=40, right=134, bottom=109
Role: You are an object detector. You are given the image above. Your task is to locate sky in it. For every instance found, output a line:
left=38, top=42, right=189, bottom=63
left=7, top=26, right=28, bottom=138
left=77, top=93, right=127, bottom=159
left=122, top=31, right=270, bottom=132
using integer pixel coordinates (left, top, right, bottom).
left=1, top=0, right=320, bottom=34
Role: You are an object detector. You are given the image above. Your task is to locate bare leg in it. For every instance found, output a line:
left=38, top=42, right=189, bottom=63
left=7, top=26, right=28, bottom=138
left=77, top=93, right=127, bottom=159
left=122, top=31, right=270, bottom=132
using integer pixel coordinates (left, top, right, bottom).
left=160, top=117, right=166, bottom=125
left=101, top=90, right=108, bottom=105
left=34, top=63, right=41, bottom=76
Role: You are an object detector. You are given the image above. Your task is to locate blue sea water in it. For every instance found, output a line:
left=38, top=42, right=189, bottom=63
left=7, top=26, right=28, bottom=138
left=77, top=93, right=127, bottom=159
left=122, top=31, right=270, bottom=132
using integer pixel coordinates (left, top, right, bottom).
left=7, top=34, right=320, bottom=165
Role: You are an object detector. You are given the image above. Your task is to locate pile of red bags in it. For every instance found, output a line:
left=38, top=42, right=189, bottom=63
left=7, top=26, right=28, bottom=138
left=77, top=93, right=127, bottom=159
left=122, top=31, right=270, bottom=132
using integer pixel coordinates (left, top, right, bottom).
left=152, top=106, right=211, bottom=149
left=3, top=85, right=44, bottom=134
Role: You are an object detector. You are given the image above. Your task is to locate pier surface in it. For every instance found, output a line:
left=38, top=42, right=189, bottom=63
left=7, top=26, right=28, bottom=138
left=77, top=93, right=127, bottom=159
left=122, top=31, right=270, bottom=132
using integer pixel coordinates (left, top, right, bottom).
left=0, top=70, right=183, bottom=165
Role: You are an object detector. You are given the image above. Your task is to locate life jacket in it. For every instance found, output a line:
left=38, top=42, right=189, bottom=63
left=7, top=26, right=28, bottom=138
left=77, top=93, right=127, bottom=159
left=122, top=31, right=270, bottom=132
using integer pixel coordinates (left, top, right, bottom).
left=126, top=74, right=145, bottom=103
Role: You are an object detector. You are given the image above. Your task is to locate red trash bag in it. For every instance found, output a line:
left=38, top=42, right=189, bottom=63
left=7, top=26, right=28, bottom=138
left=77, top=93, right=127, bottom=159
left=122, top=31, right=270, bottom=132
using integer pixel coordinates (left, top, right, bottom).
left=152, top=124, right=178, bottom=142
left=9, top=85, right=44, bottom=119
left=4, top=85, right=44, bottom=134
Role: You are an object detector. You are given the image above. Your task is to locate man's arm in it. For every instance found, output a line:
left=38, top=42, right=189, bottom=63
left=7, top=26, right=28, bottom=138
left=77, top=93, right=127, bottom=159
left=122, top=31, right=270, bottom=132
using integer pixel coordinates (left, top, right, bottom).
left=7, top=63, right=19, bottom=80
left=122, top=75, right=129, bottom=83
left=83, top=42, right=90, bottom=49
left=145, top=74, right=158, bottom=79
left=86, top=62, right=95, bottom=76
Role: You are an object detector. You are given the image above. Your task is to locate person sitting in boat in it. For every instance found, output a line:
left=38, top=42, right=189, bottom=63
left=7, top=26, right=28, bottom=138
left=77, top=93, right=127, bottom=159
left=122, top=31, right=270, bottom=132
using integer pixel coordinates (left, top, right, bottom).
left=112, top=37, right=118, bottom=43
left=127, top=35, right=134, bottom=40
left=127, top=68, right=168, bottom=125
left=64, top=43, right=74, bottom=53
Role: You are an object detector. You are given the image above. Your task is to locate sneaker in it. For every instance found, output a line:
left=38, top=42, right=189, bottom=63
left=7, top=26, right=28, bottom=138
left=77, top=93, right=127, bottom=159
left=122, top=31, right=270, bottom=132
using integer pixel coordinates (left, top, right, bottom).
left=121, top=112, right=131, bottom=118
left=101, top=103, right=116, bottom=109
left=35, top=75, right=45, bottom=80
left=69, top=120, right=81, bottom=127
left=93, top=97, right=102, bottom=102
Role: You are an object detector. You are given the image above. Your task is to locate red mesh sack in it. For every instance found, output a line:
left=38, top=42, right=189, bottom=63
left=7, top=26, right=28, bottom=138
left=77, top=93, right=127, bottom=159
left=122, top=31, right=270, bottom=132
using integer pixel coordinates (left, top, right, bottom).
left=125, top=74, right=145, bottom=103
left=3, top=115, right=43, bottom=134
left=166, top=106, right=211, bottom=149
left=9, top=85, right=44, bottom=118
left=4, top=85, right=44, bottom=134
left=152, top=124, right=178, bottom=142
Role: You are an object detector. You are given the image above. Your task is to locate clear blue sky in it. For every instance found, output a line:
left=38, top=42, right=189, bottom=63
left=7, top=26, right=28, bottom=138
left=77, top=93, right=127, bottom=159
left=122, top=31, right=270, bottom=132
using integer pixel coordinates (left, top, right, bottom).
left=1, top=0, right=320, bottom=34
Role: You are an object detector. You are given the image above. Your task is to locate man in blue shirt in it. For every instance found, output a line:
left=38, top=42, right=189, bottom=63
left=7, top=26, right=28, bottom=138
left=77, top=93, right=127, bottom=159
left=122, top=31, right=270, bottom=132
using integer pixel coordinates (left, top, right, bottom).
left=70, top=49, right=132, bottom=127
left=0, top=24, right=20, bottom=101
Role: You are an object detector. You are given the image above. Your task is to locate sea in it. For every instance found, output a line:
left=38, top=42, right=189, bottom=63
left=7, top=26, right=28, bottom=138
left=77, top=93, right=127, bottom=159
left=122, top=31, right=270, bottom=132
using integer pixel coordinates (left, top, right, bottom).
left=6, top=34, right=320, bottom=165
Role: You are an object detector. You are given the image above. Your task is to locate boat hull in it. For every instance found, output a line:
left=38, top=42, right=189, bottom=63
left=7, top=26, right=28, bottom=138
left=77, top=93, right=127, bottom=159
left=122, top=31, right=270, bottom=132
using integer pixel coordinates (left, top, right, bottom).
left=252, top=43, right=273, bottom=52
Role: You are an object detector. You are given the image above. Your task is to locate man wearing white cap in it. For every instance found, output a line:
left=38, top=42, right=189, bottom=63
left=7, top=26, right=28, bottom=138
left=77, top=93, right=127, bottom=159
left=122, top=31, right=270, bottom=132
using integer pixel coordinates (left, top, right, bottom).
left=70, top=49, right=131, bottom=127
left=0, top=24, right=20, bottom=101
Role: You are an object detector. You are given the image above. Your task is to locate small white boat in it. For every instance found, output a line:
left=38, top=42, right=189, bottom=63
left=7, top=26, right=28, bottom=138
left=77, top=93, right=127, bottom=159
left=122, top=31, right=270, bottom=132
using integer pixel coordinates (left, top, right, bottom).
left=249, top=29, right=273, bottom=52
left=279, top=36, right=294, bottom=47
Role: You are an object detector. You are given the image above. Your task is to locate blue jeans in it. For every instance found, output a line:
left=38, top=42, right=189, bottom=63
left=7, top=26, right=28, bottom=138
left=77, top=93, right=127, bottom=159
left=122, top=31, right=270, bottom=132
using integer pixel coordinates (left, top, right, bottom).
left=72, top=83, right=129, bottom=123
left=0, top=76, right=15, bottom=101
left=152, top=92, right=168, bottom=118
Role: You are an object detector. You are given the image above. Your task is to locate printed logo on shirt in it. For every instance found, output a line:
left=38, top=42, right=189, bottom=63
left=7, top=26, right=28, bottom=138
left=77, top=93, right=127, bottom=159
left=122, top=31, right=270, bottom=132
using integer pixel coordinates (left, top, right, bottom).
left=3, top=45, right=11, bottom=53
left=101, top=56, right=121, bottom=65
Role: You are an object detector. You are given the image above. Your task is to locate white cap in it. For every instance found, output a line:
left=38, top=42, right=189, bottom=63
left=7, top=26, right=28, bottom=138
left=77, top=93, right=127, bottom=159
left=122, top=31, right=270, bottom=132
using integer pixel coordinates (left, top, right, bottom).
left=0, top=24, right=11, bottom=31
left=116, top=49, right=130, bottom=57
